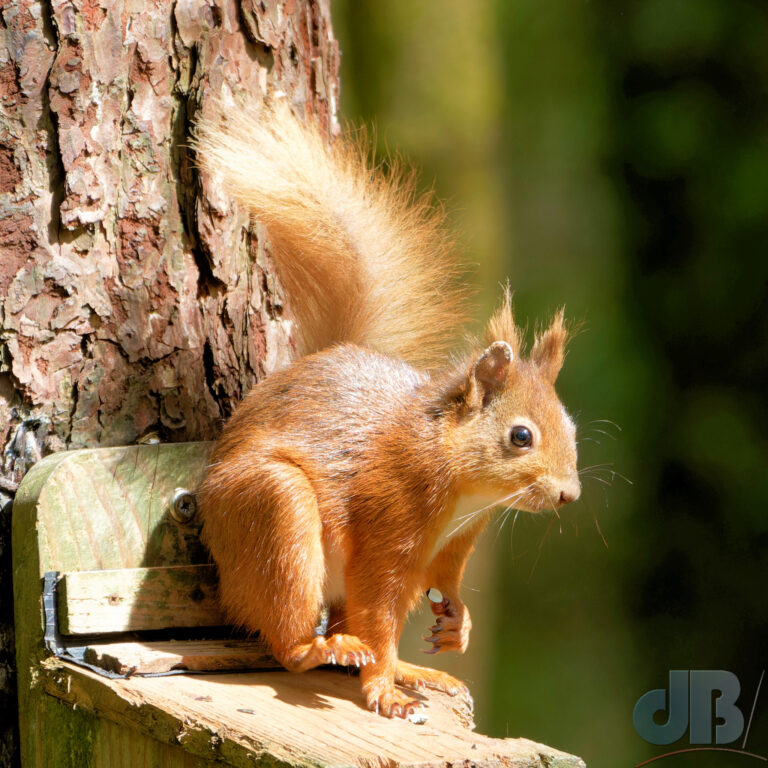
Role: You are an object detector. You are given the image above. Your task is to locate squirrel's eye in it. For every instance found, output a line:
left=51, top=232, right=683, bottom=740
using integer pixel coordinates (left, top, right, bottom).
left=510, top=425, right=533, bottom=448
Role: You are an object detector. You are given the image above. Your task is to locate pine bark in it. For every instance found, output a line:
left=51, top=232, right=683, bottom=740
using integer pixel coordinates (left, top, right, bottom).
left=0, top=0, right=339, bottom=762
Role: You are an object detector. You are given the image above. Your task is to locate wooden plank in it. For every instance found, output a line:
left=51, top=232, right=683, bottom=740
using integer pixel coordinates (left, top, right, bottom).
left=57, top=565, right=223, bottom=634
left=33, top=443, right=212, bottom=574
left=37, top=695, right=220, bottom=768
left=13, top=450, right=74, bottom=768
left=82, top=638, right=279, bottom=675
left=42, top=660, right=586, bottom=768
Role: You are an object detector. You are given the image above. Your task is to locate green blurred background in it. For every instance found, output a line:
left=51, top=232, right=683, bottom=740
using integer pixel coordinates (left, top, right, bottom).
left=332, top=1, right=767, bottom=766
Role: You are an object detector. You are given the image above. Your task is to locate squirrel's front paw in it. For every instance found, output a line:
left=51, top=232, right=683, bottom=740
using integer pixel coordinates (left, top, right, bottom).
left=365, top=684, right=425, bottom=719
left=422, top=594, right=471, bottom=654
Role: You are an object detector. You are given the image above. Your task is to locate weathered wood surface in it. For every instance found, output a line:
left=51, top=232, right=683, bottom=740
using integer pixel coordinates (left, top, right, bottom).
left=42, top=661, right=585, bottom=768
left=58, top=565, right=221, bottom=634
left=12, top=443, right=216, bottom=767
left=35, top=696, right=220, bottom=768
left=82, top=638, right=278, bottom=675
left=31, top=443, right=211, bottom=573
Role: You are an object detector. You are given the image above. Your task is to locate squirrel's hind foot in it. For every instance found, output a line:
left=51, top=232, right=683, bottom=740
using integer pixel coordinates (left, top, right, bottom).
left=277, top=633, right=375, bottom=672
left=395, top=660, right=472, bottom=704
left=365, top=683, right=426, bottom=719
left=324, top=633, right=376, bottom=667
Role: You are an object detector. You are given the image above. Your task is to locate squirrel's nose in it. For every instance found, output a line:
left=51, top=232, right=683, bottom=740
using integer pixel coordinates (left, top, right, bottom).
left=558, top=480, right=581, bottom=505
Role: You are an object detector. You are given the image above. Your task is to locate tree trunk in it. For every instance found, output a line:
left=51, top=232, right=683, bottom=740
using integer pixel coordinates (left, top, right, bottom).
left=0, top=0, right=339, bottom=761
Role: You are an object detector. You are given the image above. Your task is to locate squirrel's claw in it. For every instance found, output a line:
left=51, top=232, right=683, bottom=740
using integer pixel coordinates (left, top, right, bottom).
left=426, top=628, right=466, bottom=653
left=320, top=634, right=376, bottom=668
left=346, top=649, right=375, bottom=667
left=421, top=628, right=442, bottom=653
left=366, top=686, right=425, bottom=720
left=353, top=650, right=375, bottom=666
left=389, top=700, right=424, bottom=718
left=394, top=660, right=470, bottom=711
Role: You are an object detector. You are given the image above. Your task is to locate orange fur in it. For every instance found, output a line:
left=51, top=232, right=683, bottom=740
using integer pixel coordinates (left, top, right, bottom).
left=196, top=102, right=580, bottom=719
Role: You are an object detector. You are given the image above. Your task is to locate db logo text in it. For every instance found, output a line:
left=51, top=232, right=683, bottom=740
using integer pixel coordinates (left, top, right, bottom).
left=633, top=669, right=765, bottom=765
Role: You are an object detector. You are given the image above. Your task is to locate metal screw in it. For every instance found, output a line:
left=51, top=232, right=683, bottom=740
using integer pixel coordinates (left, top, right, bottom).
left=170, top=488, right=197, bottom=524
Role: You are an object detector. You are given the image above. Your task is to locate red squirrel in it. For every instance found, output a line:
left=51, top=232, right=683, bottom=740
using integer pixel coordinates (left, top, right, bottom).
left=194, top=101, right=580, bottom=719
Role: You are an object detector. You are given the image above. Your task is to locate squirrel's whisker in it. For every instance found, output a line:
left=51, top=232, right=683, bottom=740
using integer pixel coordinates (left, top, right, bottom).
left=594, top=516, right=609, bottom=550
left=510, top=509, right=522, bottom=553
left=584, top=418, right=622, bottom=432
left=579, top=465, right=633, bottom=486
left=494, top=507, right=513, bottom=542
left=585, top=427, right=618, bottom=441
left=445, top=484, right=536, bottom=540
left=528, top=513, right=557, bottom=581
left=582, top=475, right=612, bottom=487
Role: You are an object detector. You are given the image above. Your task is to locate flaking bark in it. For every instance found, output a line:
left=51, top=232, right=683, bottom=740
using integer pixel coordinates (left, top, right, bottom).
left=0, top=0, right=339, bottom=762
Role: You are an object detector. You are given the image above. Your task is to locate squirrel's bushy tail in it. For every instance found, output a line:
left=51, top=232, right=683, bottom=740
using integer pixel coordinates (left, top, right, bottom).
left=193, top=100, right=468, bottom=368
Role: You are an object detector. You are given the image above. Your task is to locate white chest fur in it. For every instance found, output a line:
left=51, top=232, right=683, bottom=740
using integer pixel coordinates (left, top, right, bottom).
left=429, top=490, right=503, bottom=560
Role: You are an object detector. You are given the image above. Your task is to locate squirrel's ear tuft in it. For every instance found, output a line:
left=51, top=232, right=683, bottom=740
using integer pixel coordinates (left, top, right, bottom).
left=485, top=285, right=522, bottom=357
left=469, top=341, right=514, bottom=408
left=531, top=308, right=569, bottom=383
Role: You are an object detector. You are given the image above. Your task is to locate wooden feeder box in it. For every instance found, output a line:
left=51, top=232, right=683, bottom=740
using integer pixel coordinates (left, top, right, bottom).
left=13, top=442, right=586, bottom=767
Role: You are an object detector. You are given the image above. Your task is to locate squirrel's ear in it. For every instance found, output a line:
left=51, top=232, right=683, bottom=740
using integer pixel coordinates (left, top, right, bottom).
left=468, top=341, right=514, bottom=408
left=531, top=309, right=568, bottom=383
